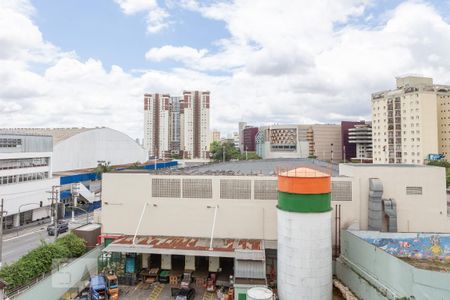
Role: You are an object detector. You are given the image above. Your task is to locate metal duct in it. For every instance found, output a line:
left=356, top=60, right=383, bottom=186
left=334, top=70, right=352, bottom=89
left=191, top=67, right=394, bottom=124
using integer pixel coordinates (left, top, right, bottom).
left=383, top=199, right=398, bottom=232
left=368, top=178, right=383, bottom=231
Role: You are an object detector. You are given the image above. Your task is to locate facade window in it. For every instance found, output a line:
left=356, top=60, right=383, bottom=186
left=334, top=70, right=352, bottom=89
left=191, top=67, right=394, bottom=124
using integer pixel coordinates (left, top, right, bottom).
left=0, top=138, right=22, bottom=148
left=406, top=186, right=422, bottom=195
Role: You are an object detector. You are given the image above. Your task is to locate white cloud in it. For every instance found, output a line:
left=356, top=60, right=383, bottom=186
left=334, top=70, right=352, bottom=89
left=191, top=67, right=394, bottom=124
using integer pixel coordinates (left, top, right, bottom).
left=145, top=45, right=208, bottom=62
left=3, top=0, right=450, bottom=138
left=114, top=0, right=170, bottom=33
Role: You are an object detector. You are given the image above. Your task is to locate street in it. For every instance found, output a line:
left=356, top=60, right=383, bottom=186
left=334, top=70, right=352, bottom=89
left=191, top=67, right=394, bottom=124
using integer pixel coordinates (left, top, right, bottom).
left=2, top=213, right=94, bottom=266
left=3, top=227, right=55, bottom=265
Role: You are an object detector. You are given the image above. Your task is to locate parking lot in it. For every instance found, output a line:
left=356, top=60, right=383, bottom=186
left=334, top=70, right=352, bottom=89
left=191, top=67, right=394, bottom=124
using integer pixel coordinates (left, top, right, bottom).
left=119, top=283, right=215, bottom=300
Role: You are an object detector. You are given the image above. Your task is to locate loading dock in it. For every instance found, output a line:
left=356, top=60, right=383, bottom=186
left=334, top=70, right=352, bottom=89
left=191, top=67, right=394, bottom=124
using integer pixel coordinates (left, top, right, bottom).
left=102, top=235, right=268, bottom=299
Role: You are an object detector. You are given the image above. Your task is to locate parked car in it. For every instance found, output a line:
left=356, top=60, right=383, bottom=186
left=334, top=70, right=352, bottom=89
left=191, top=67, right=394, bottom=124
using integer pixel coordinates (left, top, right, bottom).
left=175, top=288, right=195, bottom=300
left=47, top=220, right=69, bottom=236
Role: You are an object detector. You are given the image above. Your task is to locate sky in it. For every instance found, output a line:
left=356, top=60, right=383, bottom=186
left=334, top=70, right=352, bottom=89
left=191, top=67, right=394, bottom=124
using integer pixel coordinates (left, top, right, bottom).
left=2, top=0, right=450, bottom=140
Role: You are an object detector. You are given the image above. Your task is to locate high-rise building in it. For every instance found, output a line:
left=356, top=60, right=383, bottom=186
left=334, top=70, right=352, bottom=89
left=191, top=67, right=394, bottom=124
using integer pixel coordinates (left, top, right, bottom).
left=181, top=91, right=210, bottom=159
left=144, top=93, right=171, bottom=158
left=144, top=91, right=211, bottom=159
left=242, top=126, right=258, bottom=152
left=341, top=121, right=366, bottom=161
left=307, top=124, right=343, bottom=161
left=238, top=122, right=247, bottom=152
left=348, top=122, right=372, bottom=162
left=170, top=97, right=181, bottom=154
left=211, top=130, right=221, bottom=142
left=371, top=76, right=450, bottom=164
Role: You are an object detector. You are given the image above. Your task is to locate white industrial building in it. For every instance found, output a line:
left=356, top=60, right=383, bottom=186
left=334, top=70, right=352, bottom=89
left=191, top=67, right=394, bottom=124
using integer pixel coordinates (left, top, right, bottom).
left=100, top=159, right=450, bottom=299
left=256, top=124, right=342, bottom=161
left=256, top=125, right=310, bottom=159
left=0, top=134, right=59, bottom=228
left=0, top=127, right=148, bottom=172
left=0, top=128, right=148, bottom=228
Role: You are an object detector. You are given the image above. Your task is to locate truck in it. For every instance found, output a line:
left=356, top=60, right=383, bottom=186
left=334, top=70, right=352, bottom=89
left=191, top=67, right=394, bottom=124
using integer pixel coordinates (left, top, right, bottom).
left=90, top=275, right=107, bottom=300
left=105, top=272, right=119, bottom=300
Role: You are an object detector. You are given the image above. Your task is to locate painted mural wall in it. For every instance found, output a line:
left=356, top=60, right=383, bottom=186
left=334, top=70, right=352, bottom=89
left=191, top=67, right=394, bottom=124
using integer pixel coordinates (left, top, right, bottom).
left=361, top=232, right=450, bottom=260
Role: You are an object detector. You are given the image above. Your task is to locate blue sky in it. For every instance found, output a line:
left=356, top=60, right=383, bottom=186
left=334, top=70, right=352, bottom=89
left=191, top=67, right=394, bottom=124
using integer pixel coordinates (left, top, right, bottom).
left=32, top=0, right=229, bottom=72
left=2, top=0, right=450, bottom=138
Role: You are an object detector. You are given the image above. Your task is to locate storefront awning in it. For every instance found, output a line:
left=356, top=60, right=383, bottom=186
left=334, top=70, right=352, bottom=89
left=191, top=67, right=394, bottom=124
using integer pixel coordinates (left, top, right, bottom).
left=102, top=235, right=265, bottom=260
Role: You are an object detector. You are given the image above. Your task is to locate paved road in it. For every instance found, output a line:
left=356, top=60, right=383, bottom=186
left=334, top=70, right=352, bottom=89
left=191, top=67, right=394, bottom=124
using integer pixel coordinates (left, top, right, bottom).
left=3, top=227, right=56, bottom=265
left=1, top=214, right=94, bottom=266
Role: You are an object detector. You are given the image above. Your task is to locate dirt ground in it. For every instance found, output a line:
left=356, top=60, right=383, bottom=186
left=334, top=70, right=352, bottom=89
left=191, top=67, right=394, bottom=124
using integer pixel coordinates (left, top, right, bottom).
left=400, top=257, right=450, bottom=272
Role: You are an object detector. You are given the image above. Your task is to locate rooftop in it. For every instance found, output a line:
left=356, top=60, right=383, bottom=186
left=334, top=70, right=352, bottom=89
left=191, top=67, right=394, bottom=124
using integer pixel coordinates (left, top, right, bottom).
left=104, top=235, right=265, bottom=259
left=116, top=158, right=339, bottom=176
left=0, top=127, right=103, bottom=144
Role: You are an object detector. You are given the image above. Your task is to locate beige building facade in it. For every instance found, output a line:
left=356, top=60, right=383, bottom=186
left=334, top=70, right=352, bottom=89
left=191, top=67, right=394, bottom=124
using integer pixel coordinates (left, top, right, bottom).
left=372, top=76, right=450, bottom=164
left=144, top=91, right=211, bottom=159
left=308, top=124, right=342, bottom=161
left=101, top=164, right=450, bottom=249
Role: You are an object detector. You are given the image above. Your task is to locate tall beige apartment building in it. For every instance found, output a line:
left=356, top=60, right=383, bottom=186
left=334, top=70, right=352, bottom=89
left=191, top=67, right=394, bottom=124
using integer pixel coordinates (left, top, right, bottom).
left=371, top=76, right=450, bottom=164
left=143, top=93, right=171, bottom=158
left=181, top=91, right=210, bottom=159
left=144, top=91, right=210, bottom=159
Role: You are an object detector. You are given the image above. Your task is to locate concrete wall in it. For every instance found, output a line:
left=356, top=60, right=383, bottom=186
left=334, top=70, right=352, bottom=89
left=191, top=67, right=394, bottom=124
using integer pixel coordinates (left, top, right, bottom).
left=52, top=128, right=147, bottom=172
left=101, top=173, right=278, bottom=241
left=101, top=172, right=356, bottom=246
left=336, top=230, right=450, bottom=299
left=13, top=247, right=101, bottom=300
left=339, top=164, right=450, bottom=232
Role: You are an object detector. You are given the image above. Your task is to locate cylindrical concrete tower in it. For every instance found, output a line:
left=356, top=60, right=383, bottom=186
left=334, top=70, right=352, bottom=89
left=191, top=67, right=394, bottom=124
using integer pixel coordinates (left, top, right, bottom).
left=277, top=167, right=332, bottom=300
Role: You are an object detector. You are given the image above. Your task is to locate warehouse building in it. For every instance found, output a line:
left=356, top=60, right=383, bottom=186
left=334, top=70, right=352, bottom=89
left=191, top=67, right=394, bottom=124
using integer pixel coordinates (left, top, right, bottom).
left=100, top=158, right=450, bottom=298
left=0, top=127, right=148, bottom=172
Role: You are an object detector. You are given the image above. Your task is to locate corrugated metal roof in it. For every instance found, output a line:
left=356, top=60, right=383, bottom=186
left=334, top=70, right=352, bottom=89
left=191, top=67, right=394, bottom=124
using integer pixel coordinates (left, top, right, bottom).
left=103, top=235, right=265, bottom=259
left=0, top=127, right=99, bottom=144
left=235, top=260, right=266, bottom=279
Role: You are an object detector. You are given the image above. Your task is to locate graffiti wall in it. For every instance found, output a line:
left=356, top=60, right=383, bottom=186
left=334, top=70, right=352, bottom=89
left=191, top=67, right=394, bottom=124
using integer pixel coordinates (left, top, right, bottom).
left=355, top=231, right=450, bottom=260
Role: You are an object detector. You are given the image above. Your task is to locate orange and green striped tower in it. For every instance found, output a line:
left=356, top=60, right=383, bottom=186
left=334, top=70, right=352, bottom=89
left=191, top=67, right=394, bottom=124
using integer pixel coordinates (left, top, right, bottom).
left=277, top=167, right=332, bottom=300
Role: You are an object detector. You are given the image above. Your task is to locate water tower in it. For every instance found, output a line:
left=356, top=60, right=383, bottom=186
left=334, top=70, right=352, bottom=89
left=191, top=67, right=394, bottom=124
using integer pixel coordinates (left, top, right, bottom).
left=277, top=167, right=332, bottom=299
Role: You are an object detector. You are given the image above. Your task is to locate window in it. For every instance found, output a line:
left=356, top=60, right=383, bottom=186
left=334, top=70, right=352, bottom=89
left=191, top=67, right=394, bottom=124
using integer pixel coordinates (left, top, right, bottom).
left=0, top=138, right=22, bottom=148
left=406, top=186, right=422, bottom=195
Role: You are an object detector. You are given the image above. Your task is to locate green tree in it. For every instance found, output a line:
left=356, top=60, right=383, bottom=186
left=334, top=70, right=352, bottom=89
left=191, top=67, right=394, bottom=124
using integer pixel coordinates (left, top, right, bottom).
left=95, top=161, right=113, bottom=179
left=427, top=160, right=450, bottom=187
left=210, top=141, right=240, bottom=161
left=56, top=233, right=87, bottom=257
left=238, top=151, right=261, bottom=160
left=0, top=233, right=87, bottom=291
left=127, top=161, right=142, bottom=169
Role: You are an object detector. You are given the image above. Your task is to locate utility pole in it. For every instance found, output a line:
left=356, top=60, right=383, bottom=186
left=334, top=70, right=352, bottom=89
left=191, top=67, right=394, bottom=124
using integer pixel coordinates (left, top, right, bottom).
left=48, top=185, right=60, bottom=240
left=330, top=143, right=334, bottom=163
left=0, top=198, right=4, bottom=268
left=222, top=144, right=225, bottom=163
left=71, top=184, right=79, bottom=222
left=245, top=146, right=248, bottom=160
left=343, top=145, right=346, bottom=163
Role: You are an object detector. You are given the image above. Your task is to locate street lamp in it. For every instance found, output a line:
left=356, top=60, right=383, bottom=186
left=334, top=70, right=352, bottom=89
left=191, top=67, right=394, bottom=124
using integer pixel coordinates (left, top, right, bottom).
left=17, top=202, right=41, bottom=236
left=330, top=143, right=334, bottom=163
